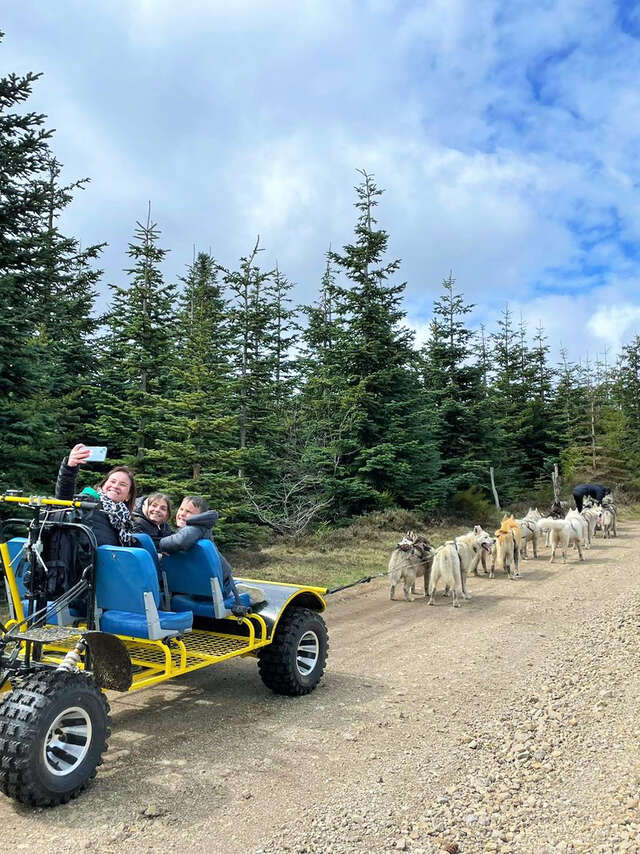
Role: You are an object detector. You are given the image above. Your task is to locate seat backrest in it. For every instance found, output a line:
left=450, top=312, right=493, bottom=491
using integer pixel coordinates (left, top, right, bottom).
left=131, top=532, right=159, bottom=568
left=96, top=545, right=160, bottom=613
left=6, top=537, right=28, bottom=597
left=161, top=539, right=224, bottom=598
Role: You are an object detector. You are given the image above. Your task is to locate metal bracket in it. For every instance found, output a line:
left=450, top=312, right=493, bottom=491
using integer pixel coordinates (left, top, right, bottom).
left=143, top=591, right=180, bottom=640
left=210, top=576, right=231, bottom=620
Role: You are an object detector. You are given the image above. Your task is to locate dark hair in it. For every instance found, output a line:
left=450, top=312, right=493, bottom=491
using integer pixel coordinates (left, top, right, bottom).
left=95, top=466, right=137, bottom=513
left=181, top=495, right=209, bottom=513
left=145, top=492, right=172, bottom=519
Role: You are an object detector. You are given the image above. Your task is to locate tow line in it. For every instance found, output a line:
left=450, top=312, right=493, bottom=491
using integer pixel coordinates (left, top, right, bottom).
left=325, top=572, right=387, bottom=595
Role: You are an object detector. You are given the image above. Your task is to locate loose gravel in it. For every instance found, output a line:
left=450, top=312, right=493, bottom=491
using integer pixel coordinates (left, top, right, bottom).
left=259, top=596, right=640, bottom=854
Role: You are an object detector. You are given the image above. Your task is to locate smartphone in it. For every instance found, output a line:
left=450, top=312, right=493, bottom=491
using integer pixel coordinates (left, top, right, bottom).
left=85, top=446, right=108, bottom=462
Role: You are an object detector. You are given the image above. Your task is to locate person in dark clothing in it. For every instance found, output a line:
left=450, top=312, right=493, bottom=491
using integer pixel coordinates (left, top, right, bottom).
left=132, top=492, right=174, bottom=549
left=572, top=483, right=611, bottom=512
left=158, top=495, right=218, bottom=555
left=55, top=443, right=138, bottom=546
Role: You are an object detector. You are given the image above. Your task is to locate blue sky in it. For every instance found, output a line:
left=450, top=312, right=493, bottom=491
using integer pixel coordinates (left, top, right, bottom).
left=4, top=0, right=640, bottom=363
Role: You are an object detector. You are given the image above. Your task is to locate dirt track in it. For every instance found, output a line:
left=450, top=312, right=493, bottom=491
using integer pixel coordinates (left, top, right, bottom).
left=2, top=524, right=640, bottom=854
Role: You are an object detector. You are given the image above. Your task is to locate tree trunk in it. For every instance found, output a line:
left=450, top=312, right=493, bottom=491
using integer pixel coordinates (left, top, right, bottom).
left=489, top=467, right=500, bottom=509
left=552, top=464, right=560, bottom=502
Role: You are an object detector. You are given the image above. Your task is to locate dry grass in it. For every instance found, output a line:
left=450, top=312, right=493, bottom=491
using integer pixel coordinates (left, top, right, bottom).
left=618, top=503, right=640, bottom=521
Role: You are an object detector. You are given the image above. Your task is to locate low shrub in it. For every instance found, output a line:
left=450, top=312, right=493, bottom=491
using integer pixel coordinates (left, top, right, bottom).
left=450, top=487, right=499, bottom=527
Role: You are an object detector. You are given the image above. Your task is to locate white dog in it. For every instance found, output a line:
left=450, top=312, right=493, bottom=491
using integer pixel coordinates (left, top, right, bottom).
left=536, top=517, right=585, bottom=564
left=428, top=542, right=463, bottom=607
left=601, top=497, right=617, bottom=537
left=518, top=508, right=541, bottom=559
left=602, top=507, right=615, bottom=539
left=428, top=526, right=493, bottom=605
left=565, top=509, right=589, bottom=549
left=580, top=505, right=599, bottom=547
left=457, top=526, right=494, bottom=594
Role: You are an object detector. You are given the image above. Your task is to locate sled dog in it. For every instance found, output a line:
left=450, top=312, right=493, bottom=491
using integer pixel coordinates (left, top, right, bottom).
left=388, top=531, right=435, bottom=601
left=536, top=517, right=584, bottom=564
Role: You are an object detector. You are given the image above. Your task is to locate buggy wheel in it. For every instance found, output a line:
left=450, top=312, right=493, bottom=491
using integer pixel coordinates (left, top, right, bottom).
left=258, top=607, right=329, bottom=696
left=0, top=669, right=110, bottom=806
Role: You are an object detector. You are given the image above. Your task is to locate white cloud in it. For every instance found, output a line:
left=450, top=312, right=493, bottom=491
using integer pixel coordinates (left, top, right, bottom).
left=587, top=304, right=640, bottom=353
left=5, top=0, right=640, bottom=362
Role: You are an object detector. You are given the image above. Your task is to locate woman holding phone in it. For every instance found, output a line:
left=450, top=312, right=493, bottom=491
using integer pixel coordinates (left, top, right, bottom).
left=55, top=443, right=138, bottom=546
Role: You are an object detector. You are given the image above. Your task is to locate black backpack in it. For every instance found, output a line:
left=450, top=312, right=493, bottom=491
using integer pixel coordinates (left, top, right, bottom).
left=29, top=513, right=94, bottom=599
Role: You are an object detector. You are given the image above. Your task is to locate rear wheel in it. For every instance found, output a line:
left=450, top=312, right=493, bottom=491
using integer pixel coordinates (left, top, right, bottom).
left=258, top=607, right=329, bottom=696
left=0, top=669, right=110, bottom=806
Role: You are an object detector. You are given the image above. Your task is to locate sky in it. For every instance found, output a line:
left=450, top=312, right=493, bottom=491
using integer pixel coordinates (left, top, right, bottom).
left=3, top=0, right=640, bottom=364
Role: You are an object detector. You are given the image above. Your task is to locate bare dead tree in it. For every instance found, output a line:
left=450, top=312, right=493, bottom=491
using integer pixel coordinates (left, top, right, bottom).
left=489, top=466, right=501, bottom=509
left=243, top=477, right=333, bottom=540
left=552, top=463, right=561, bottom=502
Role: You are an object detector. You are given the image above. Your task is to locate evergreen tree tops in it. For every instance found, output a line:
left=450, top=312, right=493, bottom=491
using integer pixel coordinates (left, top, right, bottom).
left=0, top=39, right=103, bottom=489
left=318, top=170, right=439, bottom=510
left=422, top=272, right=492, bottom=497
left=94, top=206, right=177, bottom=471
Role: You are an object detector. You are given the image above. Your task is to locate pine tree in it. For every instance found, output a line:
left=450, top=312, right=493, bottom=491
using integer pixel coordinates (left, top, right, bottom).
left=223, top=236, right=300, bottom=492
left=326, top=169, right=439, bottom=511
left=422, top=272, right=492, bottom=500
left=222, top=238, right=271, bottom=476
left=613, top=335, right=640, bottom=491
left=0, top=40, right=103, bottom=490
left=490, top=303, right=527, bottom=500
left=0, top=50, right=55, bottom=489
left=149, top=251, right=244, bottom=541
left=94, top=207, right=177, bottom=478
left=517, top=322, right=560, bottom=487
left=29, top=157, right=103, bottom=468
left=556, top=349, right=625, bottom=486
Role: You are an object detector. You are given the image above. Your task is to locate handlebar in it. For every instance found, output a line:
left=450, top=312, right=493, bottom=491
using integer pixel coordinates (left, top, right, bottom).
left=0, top=494, right=99, bottom=511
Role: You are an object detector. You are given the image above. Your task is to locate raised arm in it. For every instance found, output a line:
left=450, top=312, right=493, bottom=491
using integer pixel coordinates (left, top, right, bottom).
left=55, top=443, right=91, bottom=499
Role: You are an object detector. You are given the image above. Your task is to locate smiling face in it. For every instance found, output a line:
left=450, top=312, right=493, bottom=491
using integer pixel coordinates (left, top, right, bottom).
left=146, top=497, right=170, bottom=524
left=102, top=471, right=132, bottom=504
left=176, top=499, right=201, bottom=528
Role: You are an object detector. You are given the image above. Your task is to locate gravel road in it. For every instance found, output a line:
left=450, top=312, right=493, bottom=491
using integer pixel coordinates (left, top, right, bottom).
left=1, top=523, right=639, bottom=854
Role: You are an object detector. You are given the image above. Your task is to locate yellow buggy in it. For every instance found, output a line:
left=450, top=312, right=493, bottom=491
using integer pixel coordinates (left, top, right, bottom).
left=0, top=494, right=328, bottom=806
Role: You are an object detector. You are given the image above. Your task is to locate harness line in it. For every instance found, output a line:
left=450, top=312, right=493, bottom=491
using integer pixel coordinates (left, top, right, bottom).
left=325, top=571, right=387, bottom=595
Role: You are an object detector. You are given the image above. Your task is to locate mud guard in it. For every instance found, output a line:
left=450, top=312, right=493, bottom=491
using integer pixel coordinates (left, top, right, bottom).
left=84, top=631, right=132, bottom=691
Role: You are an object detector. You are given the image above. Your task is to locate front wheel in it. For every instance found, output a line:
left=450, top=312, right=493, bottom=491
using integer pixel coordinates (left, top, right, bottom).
left=258, top=607, right=329, bottom=696
left=0, top=669, right=110, bottom=806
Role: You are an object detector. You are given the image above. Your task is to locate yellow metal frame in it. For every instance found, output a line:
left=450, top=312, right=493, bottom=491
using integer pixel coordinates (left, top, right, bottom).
left=62, top=613, right=269, bottom=691
left=0, top=541, right=25, bottom=626
left=3, top=614, right=272, bottom=693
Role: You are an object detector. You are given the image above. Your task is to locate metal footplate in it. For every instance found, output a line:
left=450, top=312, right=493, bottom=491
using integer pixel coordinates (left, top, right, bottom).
left=13, top=626, right=82, bottom=643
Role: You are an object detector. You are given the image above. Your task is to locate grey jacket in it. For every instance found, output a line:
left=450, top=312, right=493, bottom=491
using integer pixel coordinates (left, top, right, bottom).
left=158, top=510, right=218, bottom=554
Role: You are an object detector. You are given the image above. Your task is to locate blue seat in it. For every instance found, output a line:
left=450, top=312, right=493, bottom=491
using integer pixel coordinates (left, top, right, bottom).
left=131, top=532, right=160, bottom=569
left=6, top=537, right=28, bottom=597
left=96, top=545, right=192, bottom=639
left=162, top=540, right=250, bottom=619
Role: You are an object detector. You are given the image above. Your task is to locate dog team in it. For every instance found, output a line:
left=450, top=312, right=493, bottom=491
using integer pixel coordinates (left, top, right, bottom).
left=388, top=483, right=618, bottom=608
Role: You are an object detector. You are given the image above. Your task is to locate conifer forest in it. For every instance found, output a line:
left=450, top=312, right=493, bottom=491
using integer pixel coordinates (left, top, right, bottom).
left=3, top=48, right=640, bottom=547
